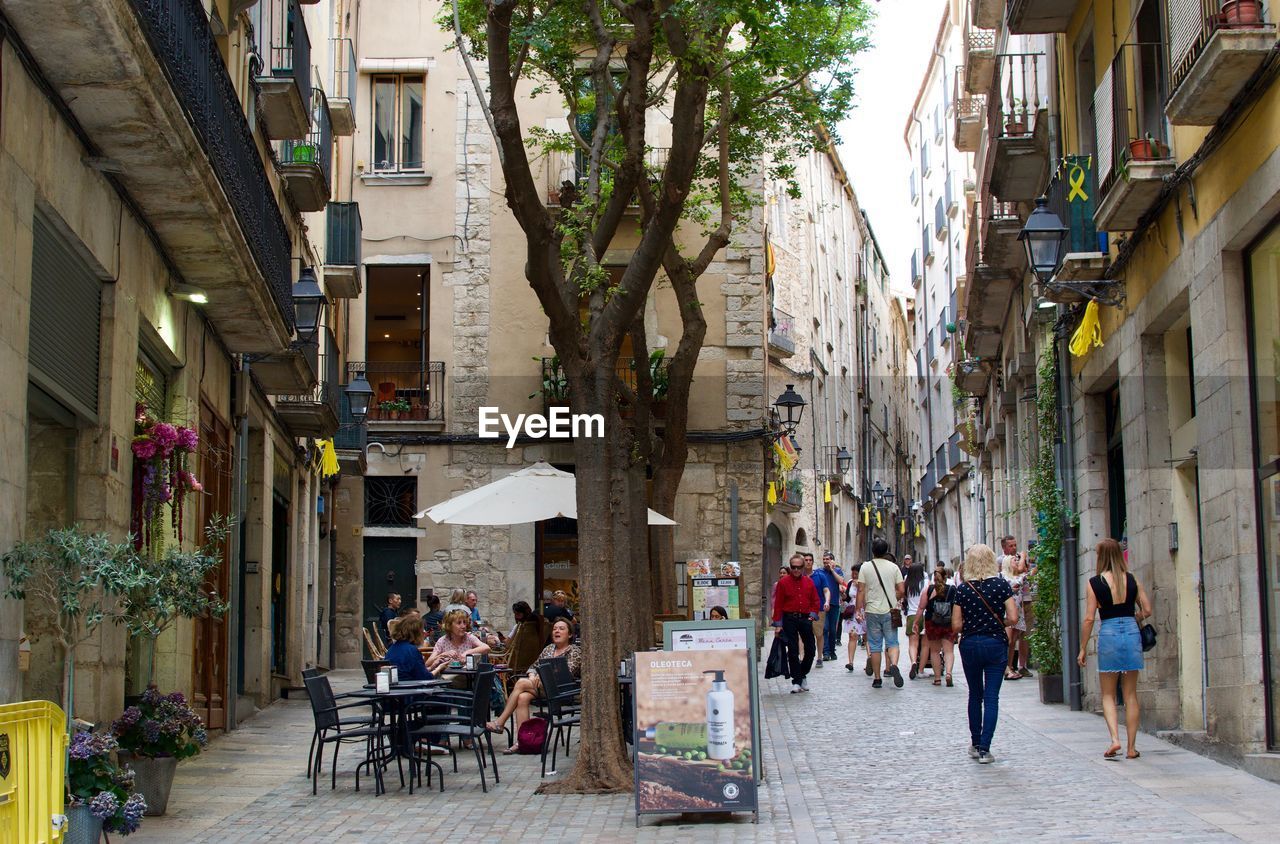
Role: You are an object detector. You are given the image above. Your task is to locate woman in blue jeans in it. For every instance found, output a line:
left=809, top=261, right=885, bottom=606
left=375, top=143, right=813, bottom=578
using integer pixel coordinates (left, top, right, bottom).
left=951, top=543, right=1020, bottom=764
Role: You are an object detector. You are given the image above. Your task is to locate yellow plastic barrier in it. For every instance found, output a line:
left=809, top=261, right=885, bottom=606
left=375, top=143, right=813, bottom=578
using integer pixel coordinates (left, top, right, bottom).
left=0, top=700, right=67, bottom=844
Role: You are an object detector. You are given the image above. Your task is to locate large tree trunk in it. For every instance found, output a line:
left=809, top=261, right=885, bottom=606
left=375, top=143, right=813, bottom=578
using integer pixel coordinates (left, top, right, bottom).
left=538, top=371, right=634, bottom=793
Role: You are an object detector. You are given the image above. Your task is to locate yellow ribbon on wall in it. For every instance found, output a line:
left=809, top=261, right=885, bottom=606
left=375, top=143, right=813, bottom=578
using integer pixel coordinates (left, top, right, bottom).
left=900, top=518, right=907, bottom=535
left=874, top=511, right=882, bottom=529
left=767, top=481, right=777, bottom=506
left=823, top=481, right=832, bottom=503
left=863, top=506, right=871, bottom=526
left=1069, top=300, right=1104, bottom=357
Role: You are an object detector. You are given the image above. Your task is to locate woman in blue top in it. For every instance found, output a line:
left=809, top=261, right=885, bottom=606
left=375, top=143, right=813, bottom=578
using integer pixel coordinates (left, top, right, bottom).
left=383, top=614, right=433, bottom=682
left=952, top=543, right=1019, bottom=764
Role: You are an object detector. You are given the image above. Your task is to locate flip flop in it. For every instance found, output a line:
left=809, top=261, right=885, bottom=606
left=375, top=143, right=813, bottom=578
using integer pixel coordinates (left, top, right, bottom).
left=501, top=745, right=521, bottom=755
left=1127, top=750, right=1141, bottom=759
left=485, top=721, right=504, bottom=734
left=1104, top=745, right=1122, bottom=759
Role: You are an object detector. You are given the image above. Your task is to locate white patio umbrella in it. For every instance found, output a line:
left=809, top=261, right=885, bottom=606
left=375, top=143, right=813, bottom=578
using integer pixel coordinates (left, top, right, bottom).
left=414, top=461, right=677, bottom=526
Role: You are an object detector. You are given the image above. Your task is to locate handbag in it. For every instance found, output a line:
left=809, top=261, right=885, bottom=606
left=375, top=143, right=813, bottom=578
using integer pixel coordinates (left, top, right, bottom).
left=517, top=716, right=549, bottom=754
left=1139, top=622, right=1157, bottom=652
left=869, top=559, right=902, bottom=628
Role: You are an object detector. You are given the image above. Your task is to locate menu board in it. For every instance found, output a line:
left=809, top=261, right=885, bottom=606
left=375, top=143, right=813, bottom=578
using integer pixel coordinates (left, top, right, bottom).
left=691, top=577, right=740, bottom=620
left=632, top=649, right=758, bottom=824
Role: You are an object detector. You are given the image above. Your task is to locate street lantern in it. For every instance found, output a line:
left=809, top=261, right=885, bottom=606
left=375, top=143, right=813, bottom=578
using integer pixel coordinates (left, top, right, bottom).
left=880, top=485, right=895, bottom=508
left=345, top=371, right=374, bottom=421
left=871, top=479, right=884, bottom=503
left=292, top=266, right=328, bottom=342
left=835, top=446, right=852, bottom=475
left=773, top=384, right=805, bottom=433
left=1018, top=196, right=1070, bottom=283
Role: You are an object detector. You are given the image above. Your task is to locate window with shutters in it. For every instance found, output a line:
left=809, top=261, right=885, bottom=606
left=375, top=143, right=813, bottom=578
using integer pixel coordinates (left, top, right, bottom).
left=135, top=351, right=171, bottom=420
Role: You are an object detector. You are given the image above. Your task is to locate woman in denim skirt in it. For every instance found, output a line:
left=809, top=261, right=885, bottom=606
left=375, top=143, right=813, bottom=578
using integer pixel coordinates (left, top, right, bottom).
left=1078, top=538, right=1152, bottom=760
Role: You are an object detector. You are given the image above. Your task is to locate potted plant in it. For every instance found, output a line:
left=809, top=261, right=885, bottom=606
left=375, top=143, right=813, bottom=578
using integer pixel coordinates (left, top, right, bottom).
left=1221, top=0, right=1265, bottom=26
left=649, top=349, right=670, bottom=419
left=291, top=143, right=318, bottom=164
left=531, top=355, right=570, bottom=408
left=66, top=730, right=147, bottom=842
left=1127, top=133, right=1169, bottom=161
left=112, top=687, right=209, bottom=816
left=1004, top=99, right=1027, bottom=135
left=379, top=398, right=410, bottom=420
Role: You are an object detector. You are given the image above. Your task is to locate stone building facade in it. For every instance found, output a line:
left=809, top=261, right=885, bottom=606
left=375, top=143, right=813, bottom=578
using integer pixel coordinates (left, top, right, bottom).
left=1, top=0, right=353, bottom=727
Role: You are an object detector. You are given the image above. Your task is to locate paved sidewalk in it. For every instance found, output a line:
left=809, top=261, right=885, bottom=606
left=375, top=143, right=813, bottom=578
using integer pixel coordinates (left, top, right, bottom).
left=129, top=647, right=1280, bottom=842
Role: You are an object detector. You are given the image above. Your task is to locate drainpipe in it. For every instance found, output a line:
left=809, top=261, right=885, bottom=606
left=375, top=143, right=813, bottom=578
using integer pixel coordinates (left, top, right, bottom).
left=1057, top=328, right=1082, bottom=710
left=227, top=365, right=251, bottom=729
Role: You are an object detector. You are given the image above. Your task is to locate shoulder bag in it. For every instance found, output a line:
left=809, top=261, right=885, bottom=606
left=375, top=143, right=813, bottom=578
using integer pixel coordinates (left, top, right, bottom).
left=870, top=560, right=903, bottom=628
left=962, top=578, right=1008, bottom=641
left=1131, top=574, right=1158, bottom=651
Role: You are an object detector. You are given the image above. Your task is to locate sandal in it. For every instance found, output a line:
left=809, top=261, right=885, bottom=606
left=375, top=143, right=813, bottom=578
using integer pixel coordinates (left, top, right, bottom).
left=1127, top=750, right=1141, bottom=760
left=1104, top=744, right=1122, bottom=759
left=932, top=679, right=942, bottom=686
left=485, top=721, right=504, bottom=734
left=1004, top=670, right=1021, bottom=681
left=501, top=745, right=522, bottom=755
left=946, top=674, right=953, bottom=687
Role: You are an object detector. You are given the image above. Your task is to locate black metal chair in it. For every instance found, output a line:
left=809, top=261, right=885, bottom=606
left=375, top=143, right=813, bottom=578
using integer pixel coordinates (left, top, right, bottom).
left=535, top=661, right=580, bottom=778
left=301, top=669, right=377, bottom=776
left=407, top=667, right=500, bottom=792
left=303, top=674, right=386, bottom=795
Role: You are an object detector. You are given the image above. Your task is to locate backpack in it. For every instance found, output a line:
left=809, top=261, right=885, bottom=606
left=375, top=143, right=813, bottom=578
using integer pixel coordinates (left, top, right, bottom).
left=517, top=716, right=548, bottom=754
left=927, top=588, right=954, bottom=627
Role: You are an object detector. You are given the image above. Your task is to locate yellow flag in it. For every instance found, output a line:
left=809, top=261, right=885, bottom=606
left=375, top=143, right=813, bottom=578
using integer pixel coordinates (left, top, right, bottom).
left=875, top=511, right=882, bottom=529
left=863, top=506, right=871, bottom=526
left=767, top=481, right=777, bottom=505
left=1069, top=300, right=1104, bottom=357
left=900, top=518, right=907, bottom=535
left=915, top=522, right=923, bottom=538
left=315, top=438, right=340, bottom=478
left=824, top=481, right=832, bottom=503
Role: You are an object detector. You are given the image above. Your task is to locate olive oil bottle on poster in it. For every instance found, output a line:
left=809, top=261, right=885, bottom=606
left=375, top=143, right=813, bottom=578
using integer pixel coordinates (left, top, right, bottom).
left=632, top=649, right=758, bottom=822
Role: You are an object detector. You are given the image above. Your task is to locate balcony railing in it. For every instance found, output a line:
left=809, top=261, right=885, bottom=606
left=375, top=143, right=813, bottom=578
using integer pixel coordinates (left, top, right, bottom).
left=350, top=361, right=446, bottom=422
left=326, top=202, right=362, bottom=266
left=129, top=0, right=294, bottom=331
left=992, top=52, right=1047, bottom=138
left=279, top=86, right=333, bottom=211
left=328, top=37, right=357, bottom=134
left=921, top=459, right=937, bottom=501
left=768, top=308, right=797, bottom=356
left=1170, top=0, right=1261, bottom=91
left=276, top=328, right=340, bottom=432
left=260, top=0, right=311, bottom=112
left=1096, top=42, right=1171, bottom=198
left=334, top=386, right=368, bottom=451
left=546, top=147, right=670, bottom=206
left=777, top=477, right=804, bottom=511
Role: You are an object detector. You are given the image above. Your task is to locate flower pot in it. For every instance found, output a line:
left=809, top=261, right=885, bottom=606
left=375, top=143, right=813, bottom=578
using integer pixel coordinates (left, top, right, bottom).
left=64, top=804, right=103, bottom=844
left=1221, top=0, right=1265, bottom=26
left=1004, top=120, right=1026, bottom=136
left=1038, top=673, right=1064, bottom=704
left=1127, top=138, right=1166, bottom=161
left=118, top=753, right=178, bottom=816
left=291, top=143, right=317, bottom=164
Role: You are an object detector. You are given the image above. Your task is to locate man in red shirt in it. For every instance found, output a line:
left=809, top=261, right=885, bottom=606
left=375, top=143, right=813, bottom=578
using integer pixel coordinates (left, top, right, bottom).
left=772, top=552, right=821, bottom=692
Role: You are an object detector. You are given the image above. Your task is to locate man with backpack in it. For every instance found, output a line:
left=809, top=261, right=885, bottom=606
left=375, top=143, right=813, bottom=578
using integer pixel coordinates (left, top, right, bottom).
left=856, top=537, right=906, bottom=688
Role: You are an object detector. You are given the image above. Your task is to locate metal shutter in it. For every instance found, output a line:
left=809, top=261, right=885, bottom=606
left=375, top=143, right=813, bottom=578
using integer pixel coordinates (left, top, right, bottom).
left=29, top=212, right=103, bottom=420
left=1167, top=0, right=1203, bottom=82
left=1094, top=64, right=1115, bottom=187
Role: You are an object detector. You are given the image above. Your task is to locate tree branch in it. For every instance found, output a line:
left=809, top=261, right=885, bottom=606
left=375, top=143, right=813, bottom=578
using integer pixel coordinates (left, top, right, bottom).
left=452, top=0, right=504, bottom=167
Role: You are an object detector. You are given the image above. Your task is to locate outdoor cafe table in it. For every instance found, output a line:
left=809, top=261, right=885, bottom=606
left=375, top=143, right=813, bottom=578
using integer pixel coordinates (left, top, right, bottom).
left=437, top=665, right=510, bottom=690
left=346, top=680, right=452, bottom=794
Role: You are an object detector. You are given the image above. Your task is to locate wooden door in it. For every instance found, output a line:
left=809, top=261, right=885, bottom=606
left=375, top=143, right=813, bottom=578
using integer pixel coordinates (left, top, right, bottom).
left=192, top=401, right=232, bottom=729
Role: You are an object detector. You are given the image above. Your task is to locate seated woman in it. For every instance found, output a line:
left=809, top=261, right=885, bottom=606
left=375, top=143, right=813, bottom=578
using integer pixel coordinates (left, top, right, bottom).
left=486, top=617, right=580, bottom=753
left=505, top=601, right=550, bottom=674
left=424, top=609, right=491, bottom=674
left=383, top=614, right=433, bottom=681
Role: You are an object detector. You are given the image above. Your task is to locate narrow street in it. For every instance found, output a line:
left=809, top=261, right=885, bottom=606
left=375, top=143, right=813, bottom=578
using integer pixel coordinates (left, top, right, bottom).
left=131, top=651, right=1280, bottom=843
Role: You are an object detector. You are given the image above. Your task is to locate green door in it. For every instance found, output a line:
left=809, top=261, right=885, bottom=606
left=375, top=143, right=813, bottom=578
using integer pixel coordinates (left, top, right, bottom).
left=362, top=537, right=417, bottom=654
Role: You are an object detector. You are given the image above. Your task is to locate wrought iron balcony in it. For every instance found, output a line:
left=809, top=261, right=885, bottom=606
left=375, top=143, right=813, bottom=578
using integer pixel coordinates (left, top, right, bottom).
left=776, top=477, right=804, bottom=512
left=768, top=309, right=797, bottom=358
left=351, top=361, right=446, bottom=423
left=324, top=202, right=362, bottom=298
left=253, top=0, right=312, bottom=139
left=328, top=37, right=357, bottom=135
left=987, top=52, right=1051, bottom=202
left=1166, top=0, right=1277, bottom=125
left=276, top=328, right=340, bottom=437
left=964, top=20, right=997, bottom=94
left=954, top=72, right=985, bottom=153
left=279, top=87, right=332, bottom=212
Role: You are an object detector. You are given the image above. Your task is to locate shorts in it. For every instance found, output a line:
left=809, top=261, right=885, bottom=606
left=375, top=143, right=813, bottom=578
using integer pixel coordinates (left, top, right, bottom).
left=865, top=612, right=899, bottom=654
left=924, top=621, right=957, bottom=643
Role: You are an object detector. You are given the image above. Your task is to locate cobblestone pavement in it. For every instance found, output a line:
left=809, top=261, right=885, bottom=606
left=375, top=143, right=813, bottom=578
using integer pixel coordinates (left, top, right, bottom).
left=131, top=645, right=1280, bottom=842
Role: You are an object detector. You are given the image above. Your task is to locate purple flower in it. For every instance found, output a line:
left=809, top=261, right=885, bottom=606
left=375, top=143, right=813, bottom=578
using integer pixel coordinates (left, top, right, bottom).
left=142, top=719, right=162, bottom=744
left=70, top=731, right=118, bottom=760
left=118, top=793, right=147, bottom=834
left=150, top=423, right=179, bottom=456
left=114, top=706, right=142, bottom=730
left=131, top=437, right=158, bottom=460
left=88, top=792, right=119, bottom=821
left=165, top=691, right=187, bottom=706
left=176, top=426, right=199, bottom=452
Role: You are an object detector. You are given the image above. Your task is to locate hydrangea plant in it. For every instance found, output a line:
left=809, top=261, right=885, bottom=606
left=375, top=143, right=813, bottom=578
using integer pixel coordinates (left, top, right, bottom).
left=67, top=730, right=147, bottom=835
left=112, top=686, right=209, bottom=759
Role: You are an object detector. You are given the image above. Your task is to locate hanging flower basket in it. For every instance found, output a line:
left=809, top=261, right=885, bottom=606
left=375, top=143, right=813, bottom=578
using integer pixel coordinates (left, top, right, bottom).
left=130, top=404, right=202, bottom=553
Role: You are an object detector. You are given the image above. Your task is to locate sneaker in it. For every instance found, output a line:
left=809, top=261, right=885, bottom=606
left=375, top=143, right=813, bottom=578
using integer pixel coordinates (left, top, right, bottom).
left=968, top=745, right=980, bottom=759
left=909, top=664, right=918, bottom=680
left=799, top=677, right=810, bottom=692
left=977, top=751, right=996, bottom=764
left=791, top=684, right=803, bottom=694
left=815, top=658, right=823, bottom=668
left=887, top=665, right=904, bottom=688
left=871, top=678, right=883, bottom=688
left=845, top=663, right=854, bottom=672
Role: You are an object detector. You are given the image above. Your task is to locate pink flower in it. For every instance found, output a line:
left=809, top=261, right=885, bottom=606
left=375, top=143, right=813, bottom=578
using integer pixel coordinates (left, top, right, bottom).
left=131, top=437, right=158, bottom=460
left=181, top=471, right=203, bottom=493
left=176, top=427, right=199, bottom=452
left=150, top=423, right=179, bottom=456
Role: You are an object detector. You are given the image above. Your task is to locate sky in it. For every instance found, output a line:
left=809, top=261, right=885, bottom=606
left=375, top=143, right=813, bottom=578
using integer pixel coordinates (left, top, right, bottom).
left=836, top=0, right=949, bottom=298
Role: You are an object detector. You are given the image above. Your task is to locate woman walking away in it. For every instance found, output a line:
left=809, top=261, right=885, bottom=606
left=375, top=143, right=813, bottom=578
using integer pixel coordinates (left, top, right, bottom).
left=917, top=568, right=957, bottom=686
left=953, top=544, right=1019, bottom=764
left=1079, top=538, right=1152, bottom=760
left=903, top=562, right=928, bottom=679
left=844, top=563, right=866, bottom=672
